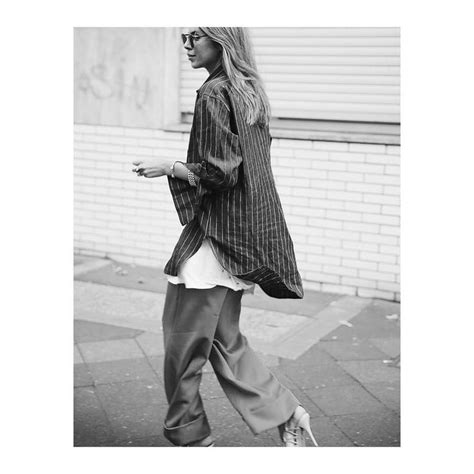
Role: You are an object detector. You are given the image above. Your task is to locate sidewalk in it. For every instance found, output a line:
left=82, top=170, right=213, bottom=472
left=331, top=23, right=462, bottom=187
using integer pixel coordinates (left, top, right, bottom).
left=74, top=255, right=400, bottom=447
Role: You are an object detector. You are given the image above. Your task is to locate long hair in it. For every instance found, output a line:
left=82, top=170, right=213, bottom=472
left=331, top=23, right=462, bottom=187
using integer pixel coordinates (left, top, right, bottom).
left=200, top=27, right=271, bottom=127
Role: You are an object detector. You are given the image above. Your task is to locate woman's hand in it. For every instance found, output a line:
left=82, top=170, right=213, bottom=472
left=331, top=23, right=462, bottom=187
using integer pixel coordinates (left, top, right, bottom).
left=132, top=159, right=171, bottom=178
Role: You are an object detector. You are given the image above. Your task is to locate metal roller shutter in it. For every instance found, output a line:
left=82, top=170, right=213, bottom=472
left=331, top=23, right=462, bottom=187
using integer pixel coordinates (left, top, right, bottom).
left=180, top=27, right=400, bottom=124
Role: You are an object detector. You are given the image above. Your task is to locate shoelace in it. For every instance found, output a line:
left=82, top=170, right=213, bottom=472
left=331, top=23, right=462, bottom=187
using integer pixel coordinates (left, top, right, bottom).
left=283, top=428, right=301, bottom=446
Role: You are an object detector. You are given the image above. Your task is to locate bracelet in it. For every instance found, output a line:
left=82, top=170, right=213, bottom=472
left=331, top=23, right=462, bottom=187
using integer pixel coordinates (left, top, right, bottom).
left=169, top=161, right=177, bottom=178
left=187, top=169, right=197, bottom=187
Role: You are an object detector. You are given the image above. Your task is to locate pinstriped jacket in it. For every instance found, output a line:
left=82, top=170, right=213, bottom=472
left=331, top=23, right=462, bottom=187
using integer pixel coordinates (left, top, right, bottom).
left=164, top=64, right=303, bottom=299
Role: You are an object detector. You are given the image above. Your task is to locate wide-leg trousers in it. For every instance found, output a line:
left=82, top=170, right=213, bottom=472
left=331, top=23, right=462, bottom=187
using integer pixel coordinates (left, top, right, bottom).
left=161, top=283, right=300, bottom=446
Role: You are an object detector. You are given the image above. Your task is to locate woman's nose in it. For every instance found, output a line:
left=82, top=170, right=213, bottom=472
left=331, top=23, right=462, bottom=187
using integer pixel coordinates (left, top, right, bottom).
left=183, top=38, right=193, bottom=50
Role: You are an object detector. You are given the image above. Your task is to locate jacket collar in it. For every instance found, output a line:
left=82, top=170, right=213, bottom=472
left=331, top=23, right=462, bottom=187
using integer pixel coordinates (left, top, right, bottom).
left=196, top=63, right=226, bottom=93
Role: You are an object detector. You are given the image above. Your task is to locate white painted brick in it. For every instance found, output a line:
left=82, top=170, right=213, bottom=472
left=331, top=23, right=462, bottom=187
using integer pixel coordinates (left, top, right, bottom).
left=349, top=143, right=386, bottom=154
left=124, top=128, right=156, bottom=138
left=312, top=141, right=349, bottom=152
left=306, top=271, right=340, bottom=284
left=300, top=244, right=323, bottom=256
left=322, top=283, right=357, bottom=295
left=364, top=174, right=400, bottom=186
left=309, top=254, right=341, bottom=266
left=313, top=179, right=345, bottom=190
left=292, top=188, right=326, bottom=198
left=378, top=263, right=400, bottom=274
left=346, top=182, right=384, bottom=194
left=95, top=143, right=125, bottom=154
left=325, top=229, right=360, bottom=241
left=308, top=218, right=343, bottom=229
left=310, top=198, right=345, bottom=210
left=343, top=240, right=378, bottom=252
left=380, top=244, right=399, bottom=256
left=361, top=233, right=397, bottom=245
left=323, top=265, right=357, bottom=277
left=345, top=202, right=381, bottom=214
left=359, top=270, right=396, bottom=282
left=347, top=163, right=384, bottom=174
left=380, top=225, right=400, bottom=237
left=341, top=277, right=377, bottom=289
left=303, top=281, right=322, bottom=292
left=329, top=152, right=365, bottom=163
left=74, top=141, right=97, bottom=151
left=286, top=215, right=308, bottom=226
left=386, top=145, right=400, bottom=155
left=364, top=194, right=399, bottom=205
left=365, top=153, right=399, bottom=165
left=280, top=195, right=311, bottom=207
left=384, top=185, right=400, bottom=196
left=308, top=236, right=342, bottom=247
left=123, top=145, right=155, bottom=156
left=288, top=224, right=312, bottom=236
left=360, top=251, right=397, bottom=264
left=153, top=148, right=186, bottom=158
left=275, top=176, right=310, bottom=187
left=277, top=158, right=308, bottom=169
left=292, top=188, right=326, bottom=199
left=382, top=205, right=400, bottom=216
left=357, top=288, right=395, bottom=300
left=271, top=147, right=294, bottom=158
left=342, top=258, right=378, bottom=271
left=74, top=124, right=96, bottom=134
left=385, top=165, right=400, bottom=175
left=293, top=168, right=328, bottom=179
left=95, top=125, right=125, bottom=136
left=326, top=210, right=362, bottom=222
left=324, top=247, right=359, bottom=259
left=395, top=292, right=400, bottom=302
left=291, top=207, right=325, bottom=218
left=363, top=214, right=399, bottom=226
left=376, top=281, right=400, bottom=293
left=327, top=190, right=363, bottom=202
left=295, top=149, right=329, bottom=160
left=328, top=171, right=364, bottom=182
left=312, top=160, right=347, bottom=171
left=278, top=139, right=312, bottom=149
left=343, top=221, right=379, bottom=233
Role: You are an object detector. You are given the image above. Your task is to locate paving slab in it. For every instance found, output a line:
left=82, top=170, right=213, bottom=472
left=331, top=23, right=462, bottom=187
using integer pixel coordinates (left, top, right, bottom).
left=135, top=331, right=165, bottom=357
left=304, top=384, right=385, bottom=416
left=87, top=358, right=158, bottom=385
left=333, top=409, right=400, bottom=447
left=74, top=345, right=84, bottom=364
left=95, top=380, right=167, bottom=417
left=74, top=320, right=144, bottom=343
left=78, top=339, right=145, bottom=363
left=278, top=359, right=355, bottom=390
left=108, top=434, right=171, bottom=447
left=363, top=382, right=400, bottom=413
left=74, top=387, right=113, bottom=446
left=309, top=416, right=355, bottom=447
left=200, top=373, right=226, bottom=400
left=74, top=281, right=164, bottom=334
left=369, top=337, right=400, bottom=358
left=338, top=360, right=401, bottom=385
left=106, top=403, right=168, bottom=441
left=74, top=363, right=94, bottom=388
left=317, top=339, right=387, bottom=361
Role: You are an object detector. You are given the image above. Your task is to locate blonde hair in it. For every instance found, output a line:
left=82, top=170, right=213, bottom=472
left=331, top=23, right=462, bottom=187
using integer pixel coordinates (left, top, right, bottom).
left=200, top=27, right=271, bottom=127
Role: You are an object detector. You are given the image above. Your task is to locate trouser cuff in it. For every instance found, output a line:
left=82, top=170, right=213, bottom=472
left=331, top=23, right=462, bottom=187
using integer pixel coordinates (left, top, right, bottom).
left=163, top=413, right=211, bottom=446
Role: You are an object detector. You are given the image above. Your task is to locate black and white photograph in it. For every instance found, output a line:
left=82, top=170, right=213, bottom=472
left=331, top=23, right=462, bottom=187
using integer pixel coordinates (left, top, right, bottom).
left=73, top=26, right=400, bottom=447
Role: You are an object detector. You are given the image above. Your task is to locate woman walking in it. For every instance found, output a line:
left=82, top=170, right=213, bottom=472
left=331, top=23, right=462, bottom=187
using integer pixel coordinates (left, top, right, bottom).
left=132, top=27, right=318, bottom=447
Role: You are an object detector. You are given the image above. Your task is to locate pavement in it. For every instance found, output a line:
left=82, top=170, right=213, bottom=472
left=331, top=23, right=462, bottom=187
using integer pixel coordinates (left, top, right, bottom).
left=74, top=255, right=400, bottom=447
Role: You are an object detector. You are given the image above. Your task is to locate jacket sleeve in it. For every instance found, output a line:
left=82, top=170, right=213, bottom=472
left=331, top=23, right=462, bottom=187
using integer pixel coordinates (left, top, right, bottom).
left=186, top=94, right=242, bottom=192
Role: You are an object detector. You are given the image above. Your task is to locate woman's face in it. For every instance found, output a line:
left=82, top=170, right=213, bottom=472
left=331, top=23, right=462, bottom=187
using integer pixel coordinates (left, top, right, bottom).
left=184, top=27, right=221, bottom=73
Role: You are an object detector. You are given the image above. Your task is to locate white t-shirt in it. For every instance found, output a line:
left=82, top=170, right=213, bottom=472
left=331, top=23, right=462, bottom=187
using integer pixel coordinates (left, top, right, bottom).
left=166, top=238, right=255, bottom=294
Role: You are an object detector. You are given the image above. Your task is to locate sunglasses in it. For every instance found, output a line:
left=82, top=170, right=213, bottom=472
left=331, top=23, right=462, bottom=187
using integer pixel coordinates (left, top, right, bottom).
left=181, top=32, right=207, bottom=47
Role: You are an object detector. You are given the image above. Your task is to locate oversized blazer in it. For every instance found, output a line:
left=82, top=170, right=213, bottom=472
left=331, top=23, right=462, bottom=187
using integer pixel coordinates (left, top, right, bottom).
left=164, top=64, right=303, bottom=299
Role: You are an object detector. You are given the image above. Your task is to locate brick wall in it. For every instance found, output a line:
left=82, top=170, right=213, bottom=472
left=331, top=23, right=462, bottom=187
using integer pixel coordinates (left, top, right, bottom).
left=74, top=124, right=400, bottom=301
